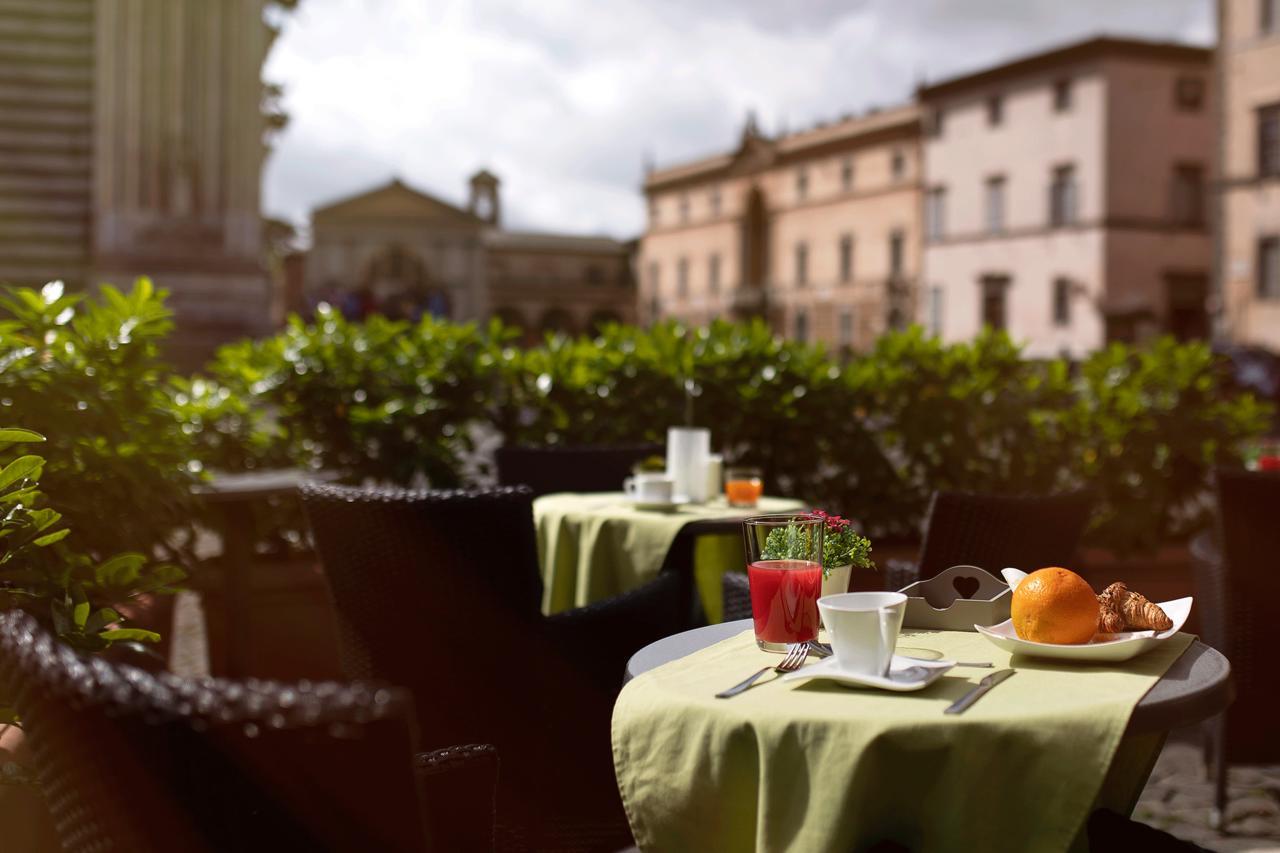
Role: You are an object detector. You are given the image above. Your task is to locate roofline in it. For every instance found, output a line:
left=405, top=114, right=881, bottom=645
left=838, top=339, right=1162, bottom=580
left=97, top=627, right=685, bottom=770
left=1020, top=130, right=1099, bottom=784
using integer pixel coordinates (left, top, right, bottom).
left=643, top=108, right=917, bottom=193
left=917, top=35, right=1211, bottom=100
left=311, top=177, right=480, bottom=222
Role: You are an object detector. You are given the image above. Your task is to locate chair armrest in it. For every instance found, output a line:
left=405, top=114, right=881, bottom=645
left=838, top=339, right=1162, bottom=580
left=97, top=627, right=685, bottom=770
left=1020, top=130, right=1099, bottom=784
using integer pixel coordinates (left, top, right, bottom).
left=414, top=744, right=499, bottom=853
left=545, top=571, right=688, bottom=692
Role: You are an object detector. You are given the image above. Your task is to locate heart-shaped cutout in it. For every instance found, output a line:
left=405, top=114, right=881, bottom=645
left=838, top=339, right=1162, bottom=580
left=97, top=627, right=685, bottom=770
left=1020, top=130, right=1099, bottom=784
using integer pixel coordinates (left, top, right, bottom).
left=952, top=575, right=981, bottom=600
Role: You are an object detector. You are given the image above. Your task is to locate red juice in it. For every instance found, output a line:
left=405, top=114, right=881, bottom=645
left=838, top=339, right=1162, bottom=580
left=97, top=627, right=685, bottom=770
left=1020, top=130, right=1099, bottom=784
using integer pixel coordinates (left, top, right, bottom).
left=747, top=559, right=822, bottom=644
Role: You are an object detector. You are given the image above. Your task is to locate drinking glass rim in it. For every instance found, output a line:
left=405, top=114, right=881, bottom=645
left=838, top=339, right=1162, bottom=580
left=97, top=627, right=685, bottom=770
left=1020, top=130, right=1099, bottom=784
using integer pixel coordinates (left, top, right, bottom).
left=742, top=513, right=822, bottom=527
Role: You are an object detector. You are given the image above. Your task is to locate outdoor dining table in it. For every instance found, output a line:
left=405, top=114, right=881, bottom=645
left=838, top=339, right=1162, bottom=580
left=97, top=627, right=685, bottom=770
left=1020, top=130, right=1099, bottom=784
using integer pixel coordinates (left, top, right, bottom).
left=533, top=492, right=805, bottom=620
left=615, top=620, right=1232, bottom=852
left=192, top=469, right=330, bottom=676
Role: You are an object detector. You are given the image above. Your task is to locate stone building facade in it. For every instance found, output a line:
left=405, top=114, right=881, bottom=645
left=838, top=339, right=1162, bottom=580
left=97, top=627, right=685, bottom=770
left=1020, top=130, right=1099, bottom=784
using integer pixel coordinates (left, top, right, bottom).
left=304, top=172, right=634, bottom=339
left=640, top=107, right=921, bottom=353
left=920, top=37, right=1214, bottom=358
left=1217, top=0, right=1280, bottom=350
left=640, top=36, right=1219, bottom=356
left=0, top=0, right=283, bottom=364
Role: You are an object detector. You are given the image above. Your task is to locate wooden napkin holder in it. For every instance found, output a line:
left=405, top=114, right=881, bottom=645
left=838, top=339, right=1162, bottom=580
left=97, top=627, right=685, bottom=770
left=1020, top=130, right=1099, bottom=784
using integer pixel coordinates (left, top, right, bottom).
left=898, top=565, right=1011, bottom=631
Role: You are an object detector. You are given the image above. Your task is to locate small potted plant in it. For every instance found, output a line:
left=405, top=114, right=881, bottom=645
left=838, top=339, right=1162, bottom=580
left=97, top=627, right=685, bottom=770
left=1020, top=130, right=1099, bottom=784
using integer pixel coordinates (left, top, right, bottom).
left=810, top=509, right=875, bottom=600
left=632, top=454, right=667, bottom=474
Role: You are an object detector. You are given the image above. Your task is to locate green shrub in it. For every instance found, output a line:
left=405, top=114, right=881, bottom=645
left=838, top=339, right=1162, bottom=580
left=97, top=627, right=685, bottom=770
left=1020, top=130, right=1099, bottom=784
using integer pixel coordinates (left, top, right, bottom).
left=1070, top=338, right=1272, bottom=554
left=201, top=305, right=500, bottom=486
left=0, top=281, right=198, bottom=560
left=0, top=425, right=184, bottom=725
left=191, top=312, right=1271, bottom=556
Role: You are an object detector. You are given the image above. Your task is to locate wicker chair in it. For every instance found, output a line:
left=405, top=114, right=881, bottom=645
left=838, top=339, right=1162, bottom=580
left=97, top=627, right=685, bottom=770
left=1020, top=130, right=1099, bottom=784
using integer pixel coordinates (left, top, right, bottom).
left=1193, top=467, right=1280, bottom=827
left=300, top=483, right=679, bottom=850
left=494, top=443, right=662, bottom=497
left=883, top=489, right=1094, bottom=591
left=0, top=609, right=498, bottom=852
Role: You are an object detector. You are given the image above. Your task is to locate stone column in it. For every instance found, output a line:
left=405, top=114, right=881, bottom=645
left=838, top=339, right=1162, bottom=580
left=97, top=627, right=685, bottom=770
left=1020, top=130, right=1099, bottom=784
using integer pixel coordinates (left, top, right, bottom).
left=92, top=0, right=273, bottom=366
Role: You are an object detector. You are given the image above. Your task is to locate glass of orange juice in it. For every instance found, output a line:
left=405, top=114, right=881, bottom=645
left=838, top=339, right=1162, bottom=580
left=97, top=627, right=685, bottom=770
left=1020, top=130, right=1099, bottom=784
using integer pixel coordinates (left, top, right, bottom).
left=725, top=466, right=764, bottom=507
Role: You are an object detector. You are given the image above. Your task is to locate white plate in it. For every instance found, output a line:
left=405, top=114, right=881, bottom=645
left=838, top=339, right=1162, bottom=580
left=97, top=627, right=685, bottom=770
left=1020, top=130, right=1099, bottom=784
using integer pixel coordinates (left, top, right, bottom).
left=974, top=571, right=1192, bottom=662
left=780, top=654, right=955, bottom=692
left=628, top=496, right=691, bottom=511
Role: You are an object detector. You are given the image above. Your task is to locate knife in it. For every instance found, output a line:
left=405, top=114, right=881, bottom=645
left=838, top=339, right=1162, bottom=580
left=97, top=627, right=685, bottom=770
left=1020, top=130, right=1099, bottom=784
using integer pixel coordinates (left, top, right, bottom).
left=944, top=669, right=1016, bottom=715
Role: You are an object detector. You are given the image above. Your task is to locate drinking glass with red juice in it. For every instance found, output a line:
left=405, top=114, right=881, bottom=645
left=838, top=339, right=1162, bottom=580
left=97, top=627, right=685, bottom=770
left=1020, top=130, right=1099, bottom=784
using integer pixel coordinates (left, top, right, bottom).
left=742, top=515, right=824, bottom=652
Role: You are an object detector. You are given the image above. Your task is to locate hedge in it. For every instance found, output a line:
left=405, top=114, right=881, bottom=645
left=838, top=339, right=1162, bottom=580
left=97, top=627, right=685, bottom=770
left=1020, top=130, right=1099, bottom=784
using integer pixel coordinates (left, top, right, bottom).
left=1, top=283, right=1270, bottom=559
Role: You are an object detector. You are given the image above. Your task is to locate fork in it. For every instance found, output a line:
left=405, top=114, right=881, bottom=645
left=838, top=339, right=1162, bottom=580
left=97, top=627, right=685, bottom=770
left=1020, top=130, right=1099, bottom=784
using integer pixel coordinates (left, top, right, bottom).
left=715, top=643, right=809, bottom=698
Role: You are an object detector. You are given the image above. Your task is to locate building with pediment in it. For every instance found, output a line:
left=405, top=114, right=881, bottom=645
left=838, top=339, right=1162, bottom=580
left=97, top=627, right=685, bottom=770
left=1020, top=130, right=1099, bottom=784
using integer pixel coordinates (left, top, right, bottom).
left=640, top=106, right=922, bottom=353
left=304, top=172, right=635, bottom=340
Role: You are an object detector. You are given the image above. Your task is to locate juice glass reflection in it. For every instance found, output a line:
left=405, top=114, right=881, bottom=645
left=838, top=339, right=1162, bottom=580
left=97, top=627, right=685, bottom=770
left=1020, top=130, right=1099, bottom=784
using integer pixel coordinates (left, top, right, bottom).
left=742, top=514, right=824, bottom=652
left=725, top=466, right=764, bottom=507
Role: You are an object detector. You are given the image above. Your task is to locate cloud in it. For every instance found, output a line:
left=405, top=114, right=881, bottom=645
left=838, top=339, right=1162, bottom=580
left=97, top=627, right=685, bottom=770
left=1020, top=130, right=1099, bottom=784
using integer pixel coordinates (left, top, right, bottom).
left=262, top=0, right=1212, bottom=240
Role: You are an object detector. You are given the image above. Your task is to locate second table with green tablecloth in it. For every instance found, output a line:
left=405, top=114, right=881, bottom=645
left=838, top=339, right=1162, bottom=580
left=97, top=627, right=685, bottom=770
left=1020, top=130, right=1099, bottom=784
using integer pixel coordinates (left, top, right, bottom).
left=533, top=493, right=805, bottom=619
left=613, top=626, right=1197, bottom=853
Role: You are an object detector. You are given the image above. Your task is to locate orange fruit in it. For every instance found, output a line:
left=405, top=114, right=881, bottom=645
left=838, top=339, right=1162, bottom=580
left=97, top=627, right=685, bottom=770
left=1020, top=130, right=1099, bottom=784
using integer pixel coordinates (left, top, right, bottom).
left=1010, top=567, right=1099, bottom=645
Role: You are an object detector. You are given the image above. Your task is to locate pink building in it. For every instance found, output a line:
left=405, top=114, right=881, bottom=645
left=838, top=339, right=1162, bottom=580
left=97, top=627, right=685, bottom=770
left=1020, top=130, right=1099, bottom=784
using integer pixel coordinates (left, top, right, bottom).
left=919, top=38, right=1214, bottom=358
left=640, top=107, right=921, bottom=353
left=1217, top=0, right=1280, bottom=350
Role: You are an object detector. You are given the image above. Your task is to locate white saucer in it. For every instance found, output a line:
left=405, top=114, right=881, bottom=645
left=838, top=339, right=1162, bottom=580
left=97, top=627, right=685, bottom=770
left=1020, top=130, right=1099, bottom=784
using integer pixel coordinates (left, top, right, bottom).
left=780, top=654, right=955, bottom=692
left=628, top=496, right=691, bottom=511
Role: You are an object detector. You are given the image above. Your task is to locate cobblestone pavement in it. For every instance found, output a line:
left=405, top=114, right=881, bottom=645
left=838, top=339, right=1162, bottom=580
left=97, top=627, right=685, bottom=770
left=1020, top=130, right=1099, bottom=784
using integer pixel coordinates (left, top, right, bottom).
left=1136, top=733, right=1280, bottom=852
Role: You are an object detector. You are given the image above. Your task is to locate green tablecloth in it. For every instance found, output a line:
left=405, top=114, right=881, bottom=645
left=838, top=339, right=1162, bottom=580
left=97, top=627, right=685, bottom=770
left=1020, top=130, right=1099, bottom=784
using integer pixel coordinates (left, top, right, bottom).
left=613, top=627, right=1194, bottom=853
left=533, top=493, right=804, bottom=619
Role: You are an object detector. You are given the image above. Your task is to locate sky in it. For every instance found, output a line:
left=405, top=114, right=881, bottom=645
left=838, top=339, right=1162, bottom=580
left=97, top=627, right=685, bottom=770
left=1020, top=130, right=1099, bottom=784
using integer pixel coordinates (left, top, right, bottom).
left=262, top=0, right=1213, bottom=242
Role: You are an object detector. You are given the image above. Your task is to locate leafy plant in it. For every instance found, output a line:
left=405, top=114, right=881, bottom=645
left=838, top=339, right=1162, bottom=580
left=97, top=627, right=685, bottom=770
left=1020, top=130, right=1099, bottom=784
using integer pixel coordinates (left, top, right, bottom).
left=810, top=510, right=875, bottom=576
left=0, top=427, right=185, bottom=726
left=198, top=305, right=500, bottom=486
left=188, top=310, right=1271, bottom=557
left=759, top=511, right=875, bottom=579
left=0, top=280, right=199, bottom=561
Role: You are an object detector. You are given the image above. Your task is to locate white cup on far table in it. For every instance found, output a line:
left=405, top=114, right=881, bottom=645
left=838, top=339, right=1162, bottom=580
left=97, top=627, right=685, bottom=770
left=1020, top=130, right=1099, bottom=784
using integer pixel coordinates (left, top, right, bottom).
left=817, top=592, right=907, bottom=677
left=624, top=473, right=675, bottom=503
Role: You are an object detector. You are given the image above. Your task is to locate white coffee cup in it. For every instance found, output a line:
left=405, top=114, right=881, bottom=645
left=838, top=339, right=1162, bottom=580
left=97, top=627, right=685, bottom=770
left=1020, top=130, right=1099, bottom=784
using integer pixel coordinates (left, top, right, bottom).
left=625, top=473, right=674, bottom=503
left=817, top=592, right=907, bottom=677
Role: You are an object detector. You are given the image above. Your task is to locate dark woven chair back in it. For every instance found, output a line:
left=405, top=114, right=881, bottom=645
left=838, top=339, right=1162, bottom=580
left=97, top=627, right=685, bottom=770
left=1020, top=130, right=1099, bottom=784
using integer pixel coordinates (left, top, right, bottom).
left=1212, top=467, right=1280, bottom=762
left=301, top=482, right=628, bottom=848
left=495, top=443, right=662, bottom=497
left=0, top=610, right=430, bottom=853
left=301, top=483, right=544, bottom=678
left=915, top=490, right=1094, bottom=579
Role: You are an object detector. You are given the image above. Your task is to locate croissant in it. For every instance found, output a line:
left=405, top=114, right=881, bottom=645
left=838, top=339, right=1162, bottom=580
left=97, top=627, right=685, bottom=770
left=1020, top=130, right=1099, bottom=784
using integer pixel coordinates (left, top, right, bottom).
left=1096, top=582, right=1127, bottom=633
left=1116, top=585, right=1172, bottom=631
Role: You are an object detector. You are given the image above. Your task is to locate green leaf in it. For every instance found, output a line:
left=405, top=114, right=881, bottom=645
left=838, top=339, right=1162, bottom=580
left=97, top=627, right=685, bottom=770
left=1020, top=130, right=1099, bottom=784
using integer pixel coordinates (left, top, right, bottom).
left=49, top=598, right=71, bottom=636
left=0, top=429, right=44, bottom=444
left=133, top=563, right=187, bottom=594
left=71, top=584, right=89, bottom=629
left=84, top=607, right=121, bottom=634
left=0, top=456, right=43, bottom=492
left=31, top=528, right=70, bottom=547
left=99, top=628, right=160, bottom=643
left=94, top=553, right=146, bottom=588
